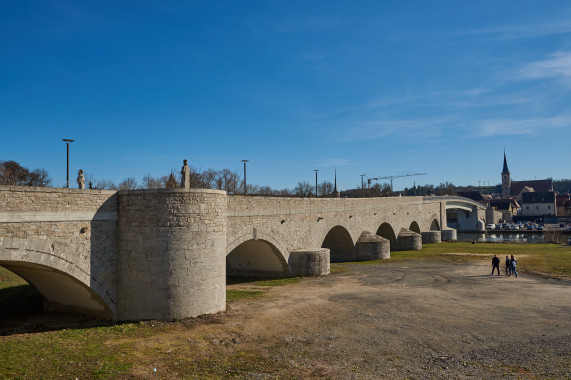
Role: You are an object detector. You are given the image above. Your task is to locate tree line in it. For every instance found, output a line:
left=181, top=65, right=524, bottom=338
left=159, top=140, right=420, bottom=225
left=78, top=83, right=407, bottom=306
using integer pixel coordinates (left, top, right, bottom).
left=3, top=160, right=571, bottom=197
left=91, top=167, right=343, bottom=197
left=0, top=161, right=52, bottom=187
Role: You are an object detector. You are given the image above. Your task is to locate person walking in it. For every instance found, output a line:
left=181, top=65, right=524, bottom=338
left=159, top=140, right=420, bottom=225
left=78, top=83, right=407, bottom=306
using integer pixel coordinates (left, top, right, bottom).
left=491, top=254, right=500, bottom=275
left=505, top=255, right=511, bottom=276
left=510, top=255, right=518, bottom=278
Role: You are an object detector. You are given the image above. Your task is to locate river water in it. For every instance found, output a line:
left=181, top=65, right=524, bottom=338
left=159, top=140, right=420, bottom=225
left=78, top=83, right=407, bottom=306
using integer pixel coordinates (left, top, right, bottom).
left=457, top=232, right=545, bottom=243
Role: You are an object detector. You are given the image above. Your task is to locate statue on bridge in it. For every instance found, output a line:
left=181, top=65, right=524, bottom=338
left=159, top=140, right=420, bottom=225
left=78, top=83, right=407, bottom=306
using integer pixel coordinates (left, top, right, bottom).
left=77, top=169, right=85, bottom=190
left=181, top=159, right=190, bottom=189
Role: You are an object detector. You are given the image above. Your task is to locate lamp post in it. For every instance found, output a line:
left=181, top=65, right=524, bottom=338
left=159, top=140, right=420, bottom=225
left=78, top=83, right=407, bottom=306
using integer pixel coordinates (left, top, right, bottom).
left=62, top=139, right=75, bottom=188
left=314, top=169, right=319, bottom=197
left=242, top=160, right=248, bottom=194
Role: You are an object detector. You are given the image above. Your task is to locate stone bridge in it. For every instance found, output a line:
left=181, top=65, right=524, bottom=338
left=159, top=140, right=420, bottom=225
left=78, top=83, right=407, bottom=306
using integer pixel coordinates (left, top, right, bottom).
left=0, top=186, right=484, bottom=321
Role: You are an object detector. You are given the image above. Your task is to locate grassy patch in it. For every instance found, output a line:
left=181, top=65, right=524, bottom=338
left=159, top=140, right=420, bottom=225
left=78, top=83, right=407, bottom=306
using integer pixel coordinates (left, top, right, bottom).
left=1, top=325, right=136, bottom=379
left=0, top=266, right=27, bottom=289
left=253, top=277, right=301, bottom=286
left=227, top=276, right=301, bottom=286
left=334, top=242, right=571, bottom=279
left=330, top=264, right=348, bottom=274
left=226, top=289, right=264, bottom=302
left=398, top=242, right=571, bottom=278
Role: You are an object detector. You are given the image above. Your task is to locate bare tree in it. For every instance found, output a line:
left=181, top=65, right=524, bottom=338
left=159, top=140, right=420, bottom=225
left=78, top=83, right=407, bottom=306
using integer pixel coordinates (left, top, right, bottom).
left=96, top=179, right=118, bottom=190
left=141, top=174, right=164, bottom=189
left=294, top=181, right=313, bottom=197
left=28, top=168, right=52, bottom=187
left=214, top=169, right=241, bottom=194
left=196, top=168, right=217, bottom=189
left=118, top=177, right=138, bottom=190
left=318, top=181, right=334, bottom=197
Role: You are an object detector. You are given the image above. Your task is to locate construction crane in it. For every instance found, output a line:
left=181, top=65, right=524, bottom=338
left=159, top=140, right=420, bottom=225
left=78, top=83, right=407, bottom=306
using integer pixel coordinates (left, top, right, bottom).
left=365, top=172, right=427, bottom=191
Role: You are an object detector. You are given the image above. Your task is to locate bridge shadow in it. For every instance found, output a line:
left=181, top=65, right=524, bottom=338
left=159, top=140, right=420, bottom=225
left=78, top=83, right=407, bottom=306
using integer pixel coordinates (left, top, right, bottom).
left=226, top=275, right=285, bottom=285
left=0, top=282, right=113, bottom=336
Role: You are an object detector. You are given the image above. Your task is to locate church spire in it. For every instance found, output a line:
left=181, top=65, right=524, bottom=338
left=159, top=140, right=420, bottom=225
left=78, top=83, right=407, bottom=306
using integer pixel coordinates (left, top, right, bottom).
left=333, top=168, right=341, bottom=198
left=334, top=168, right=338, bottom=193
left=501, top=150, right=511, bottom=199
left=502, top=150, right=509, bottom=174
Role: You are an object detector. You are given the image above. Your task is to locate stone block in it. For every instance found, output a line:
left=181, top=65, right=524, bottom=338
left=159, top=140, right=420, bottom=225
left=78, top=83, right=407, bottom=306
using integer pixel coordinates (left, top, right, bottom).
left=421, top=231, right=441, bottom=244
left=396, top=228, right=422, bottom=251
left=288, top=248, right=330, bottom=277
left=355, top=232, right=390, bottom=260
left=441, top=229, right=457, bottom=241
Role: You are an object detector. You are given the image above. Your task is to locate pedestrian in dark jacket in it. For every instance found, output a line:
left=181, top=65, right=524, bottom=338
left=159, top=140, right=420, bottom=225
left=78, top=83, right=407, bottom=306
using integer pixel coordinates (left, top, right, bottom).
left=491, top=254, right=500, bottom=275
left=505, top=255, right=511, bottom=276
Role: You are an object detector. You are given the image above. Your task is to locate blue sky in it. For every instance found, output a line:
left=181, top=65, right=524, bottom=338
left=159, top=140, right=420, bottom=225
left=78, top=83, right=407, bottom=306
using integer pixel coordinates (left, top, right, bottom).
left=1, top=0, right=570, bottom=191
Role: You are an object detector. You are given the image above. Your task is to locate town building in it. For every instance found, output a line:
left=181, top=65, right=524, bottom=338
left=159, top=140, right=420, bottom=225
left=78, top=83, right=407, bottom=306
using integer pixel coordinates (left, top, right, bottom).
left=501, top=151, right=553, bottom=201
left=500, top=151, right=555, bottom=221
left=520, top=191, right=556, bottom=217
left=488, top=198, right=519, bottom=223
left=556, top=194, right=571, bottom=217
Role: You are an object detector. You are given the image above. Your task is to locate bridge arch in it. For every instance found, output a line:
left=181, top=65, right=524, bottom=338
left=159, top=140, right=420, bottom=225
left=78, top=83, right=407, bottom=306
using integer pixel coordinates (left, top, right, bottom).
left=226, top=229, right=289, bottom=277
left=430, top=218, right=440, bottom=231
left=376, top=222, right=397, bottom=250
left=0, top=238, right=115, bottom=319
left=409, top=221, right=421, bottom=234
left=322, top=225, right=355, bottom=262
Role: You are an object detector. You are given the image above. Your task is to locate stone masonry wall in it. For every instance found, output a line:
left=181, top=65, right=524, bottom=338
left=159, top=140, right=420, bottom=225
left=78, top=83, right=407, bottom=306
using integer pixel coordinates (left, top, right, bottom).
left=117, top=189, right=227, bottom=321
left=227, top=195, right=442, bottom=261
left=0, top=186, right=118, bottom=317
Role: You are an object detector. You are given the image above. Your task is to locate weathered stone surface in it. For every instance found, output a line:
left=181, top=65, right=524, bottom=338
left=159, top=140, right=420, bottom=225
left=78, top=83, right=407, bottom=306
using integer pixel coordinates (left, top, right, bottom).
left=117, top=189, right=227, bottom=321
left=355, top=232, right=390, bottom=260
left=442, top=228, right=457, bottom=241
left=396, top=228, right=422, bottom=251
left=0, top=186, right=117, bottom=318
left=288, top=248, right=330, bottom=276
left=421, top=231, right=442, bottom=244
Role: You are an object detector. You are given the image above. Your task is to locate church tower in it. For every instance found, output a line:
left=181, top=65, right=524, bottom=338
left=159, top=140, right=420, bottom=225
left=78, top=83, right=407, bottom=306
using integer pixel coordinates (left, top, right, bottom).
left=501, top=151, right=511, bottom=199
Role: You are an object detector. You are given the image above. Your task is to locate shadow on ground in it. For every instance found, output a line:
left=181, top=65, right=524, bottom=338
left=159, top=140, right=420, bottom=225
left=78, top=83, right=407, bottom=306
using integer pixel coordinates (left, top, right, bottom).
left=0, top=284, right=111, bottom=336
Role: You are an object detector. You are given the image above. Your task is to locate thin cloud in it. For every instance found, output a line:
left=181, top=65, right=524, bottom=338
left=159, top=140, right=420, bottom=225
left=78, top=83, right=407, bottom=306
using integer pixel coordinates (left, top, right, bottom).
left=341, top=118, right=448, bottom=141
left=454, top=20, right=571, bottom=40
left=477, top=116, right=571, bottom=137
left=518, top=51, right=571, bottom=82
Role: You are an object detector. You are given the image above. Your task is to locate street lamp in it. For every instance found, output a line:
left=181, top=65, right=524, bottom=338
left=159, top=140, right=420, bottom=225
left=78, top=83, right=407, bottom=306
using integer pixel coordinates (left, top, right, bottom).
left=62, top=139, right=75, bottom=188
left=242, top=160, right=248, bottom=194
left=314, top=169, right=319, bottom=197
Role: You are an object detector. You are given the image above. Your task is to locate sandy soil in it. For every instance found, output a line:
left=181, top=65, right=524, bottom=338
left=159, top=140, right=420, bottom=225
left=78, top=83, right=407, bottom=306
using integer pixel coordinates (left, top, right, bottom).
left=220, top=260, right=571, bottom=379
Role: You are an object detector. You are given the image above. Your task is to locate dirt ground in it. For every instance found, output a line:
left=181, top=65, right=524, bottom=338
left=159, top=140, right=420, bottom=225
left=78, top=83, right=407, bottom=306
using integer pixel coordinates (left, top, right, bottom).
left=2, top=259, right=570, bottom=379
left=219, top=260, right=571, bottom=379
